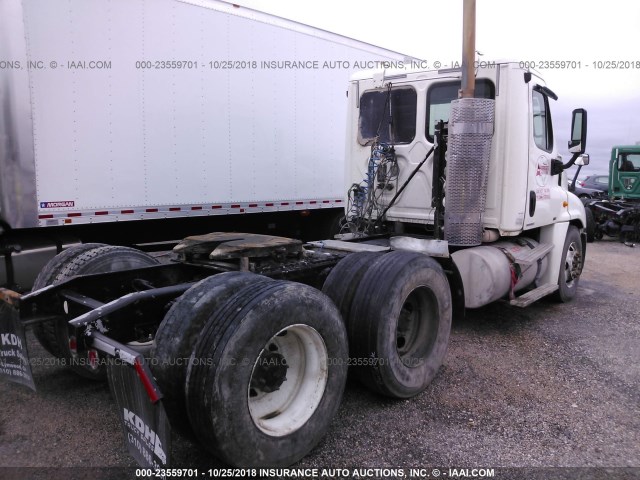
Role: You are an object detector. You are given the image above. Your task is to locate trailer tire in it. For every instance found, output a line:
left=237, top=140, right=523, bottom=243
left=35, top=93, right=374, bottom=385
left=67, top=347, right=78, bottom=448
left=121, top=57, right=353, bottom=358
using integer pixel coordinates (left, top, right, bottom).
left=32, top=243, right=107, bottom=355
left=322, top=251, right=383, bottom=322
left=33, top=245, right=159, bottom=379
left=151, top=272, right=272, bottom=433
left=347, top=251, right=452, bottom=398
left=554, top=226, right=583, bottom=303
left=32, top=243, right=107, bottom=291
left=585, top=207, right=596, bottom=243
left=186, top=280, right=348, bottom=467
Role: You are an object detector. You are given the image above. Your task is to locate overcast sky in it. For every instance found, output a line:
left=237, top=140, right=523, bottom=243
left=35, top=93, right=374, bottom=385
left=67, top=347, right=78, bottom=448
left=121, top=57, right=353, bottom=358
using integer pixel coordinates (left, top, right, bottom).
left=231, top=0, right=640, bottom=176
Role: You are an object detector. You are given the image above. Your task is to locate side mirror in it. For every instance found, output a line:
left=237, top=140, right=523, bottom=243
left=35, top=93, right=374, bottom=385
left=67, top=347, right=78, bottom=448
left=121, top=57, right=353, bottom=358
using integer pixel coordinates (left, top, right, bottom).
left=568, top=108, right=587, bottom=154
left=575, top=154, right=589, bottom=166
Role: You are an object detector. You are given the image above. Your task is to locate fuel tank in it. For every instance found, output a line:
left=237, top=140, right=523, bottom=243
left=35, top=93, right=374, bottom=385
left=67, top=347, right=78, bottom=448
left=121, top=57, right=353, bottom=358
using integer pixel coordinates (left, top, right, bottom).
left=451, top=239, right=549, bottom=308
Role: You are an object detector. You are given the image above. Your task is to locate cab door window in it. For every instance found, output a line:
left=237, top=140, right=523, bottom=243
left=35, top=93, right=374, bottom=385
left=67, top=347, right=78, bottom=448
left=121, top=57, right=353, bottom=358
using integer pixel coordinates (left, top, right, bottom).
left=532, top=89, right=553, bottom=152
left=618, top=153, right=640, bottom=172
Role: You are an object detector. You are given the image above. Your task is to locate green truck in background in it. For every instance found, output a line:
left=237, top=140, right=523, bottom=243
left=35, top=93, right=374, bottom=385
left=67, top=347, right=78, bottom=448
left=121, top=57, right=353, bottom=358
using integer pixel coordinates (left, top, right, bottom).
left=583, top=145, right=640, bottom=242
left=610, top=145, right=640, bottom=199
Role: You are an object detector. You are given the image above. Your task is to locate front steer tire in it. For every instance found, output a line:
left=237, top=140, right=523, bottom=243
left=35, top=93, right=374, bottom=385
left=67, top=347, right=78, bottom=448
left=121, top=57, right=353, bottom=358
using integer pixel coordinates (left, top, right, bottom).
left=554, top=226, right=583, bottom=303
left=185, top=280, right=348, bottom=467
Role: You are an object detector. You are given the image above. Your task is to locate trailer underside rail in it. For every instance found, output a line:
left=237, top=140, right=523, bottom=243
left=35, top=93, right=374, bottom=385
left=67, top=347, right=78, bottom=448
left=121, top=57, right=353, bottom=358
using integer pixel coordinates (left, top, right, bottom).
left=67, top=283, right=196, bottom=328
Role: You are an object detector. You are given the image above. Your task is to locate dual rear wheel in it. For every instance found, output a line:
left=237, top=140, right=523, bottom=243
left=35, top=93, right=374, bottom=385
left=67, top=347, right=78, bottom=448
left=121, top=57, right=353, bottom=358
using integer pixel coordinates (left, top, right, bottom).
left=33, top=244, right=452, bottom=467
left=152, top=274, right=348, bottom=467
left=323, top=250, right=452, bottom=398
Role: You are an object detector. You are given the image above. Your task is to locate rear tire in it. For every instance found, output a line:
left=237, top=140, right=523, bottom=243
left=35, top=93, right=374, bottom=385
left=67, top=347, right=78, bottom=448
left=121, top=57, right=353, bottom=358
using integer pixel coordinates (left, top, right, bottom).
left=322, top=251, right=383, bottom=322
left=151, top=272, right=272, bottom=432
left=32, top=245, right=159, bottom=379
left=185, top=280, right=348, bottom=467
left=347, top=251, right=452, bottom=398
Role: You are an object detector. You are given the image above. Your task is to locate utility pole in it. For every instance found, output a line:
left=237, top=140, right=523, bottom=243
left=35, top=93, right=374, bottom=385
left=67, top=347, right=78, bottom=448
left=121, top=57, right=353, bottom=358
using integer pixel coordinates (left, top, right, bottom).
left=459, top=0, right=476, bottom=99
left=445, top=0, right=494, bottom=246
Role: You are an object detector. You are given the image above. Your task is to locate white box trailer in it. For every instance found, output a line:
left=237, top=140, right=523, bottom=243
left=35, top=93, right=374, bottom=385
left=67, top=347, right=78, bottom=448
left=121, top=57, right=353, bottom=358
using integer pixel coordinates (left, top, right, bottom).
left=0, top=0, right=413, bottom=289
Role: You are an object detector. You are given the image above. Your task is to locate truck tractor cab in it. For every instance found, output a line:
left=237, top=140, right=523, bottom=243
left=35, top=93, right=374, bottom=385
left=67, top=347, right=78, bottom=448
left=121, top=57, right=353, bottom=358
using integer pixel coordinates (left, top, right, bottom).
left=344, top=61, right=588, bottom=308
left=610, top=146, right=640, bottom=200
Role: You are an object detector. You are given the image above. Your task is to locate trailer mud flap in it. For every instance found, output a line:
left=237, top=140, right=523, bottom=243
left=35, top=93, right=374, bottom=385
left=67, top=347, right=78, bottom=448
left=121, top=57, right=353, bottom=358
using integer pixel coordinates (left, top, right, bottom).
left=108, top=360, right=171, bottom=470
left=0, top=301, right=36, bottom=391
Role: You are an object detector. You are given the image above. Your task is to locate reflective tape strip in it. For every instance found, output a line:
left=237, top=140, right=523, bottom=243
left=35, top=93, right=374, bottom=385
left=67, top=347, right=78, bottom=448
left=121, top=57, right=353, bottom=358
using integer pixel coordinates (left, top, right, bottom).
left=38, top=199, right=344, bottom=225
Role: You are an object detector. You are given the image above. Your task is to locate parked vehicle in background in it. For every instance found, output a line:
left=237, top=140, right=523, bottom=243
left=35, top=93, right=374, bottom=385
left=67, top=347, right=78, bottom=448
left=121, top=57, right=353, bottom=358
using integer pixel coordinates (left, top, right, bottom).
left=571, top=184, right=606, bottom=199
left=578, top=175, right=609, bottom=195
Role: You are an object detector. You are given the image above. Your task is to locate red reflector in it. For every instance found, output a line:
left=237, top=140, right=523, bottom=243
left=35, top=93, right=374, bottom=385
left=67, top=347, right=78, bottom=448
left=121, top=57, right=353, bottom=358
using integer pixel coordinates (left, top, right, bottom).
left=95, top=211, right=108, bottom=216
left=169, top=207, right=180, bottom=212
left=212, top=205, right=222, bottom=209
left=88, top=349, right=99, bottom=370
left=64, top=219, right=72, bottom=224
left=309, top=201, right=317, bottom=204
left=134, top=358, right=161, bottom=404
left=39, top=214, right=54, bottom=219
left=69, top=336, right=77, bottom=353
left=67, top=212, right=81, bottom=217
left=296, top=201, right=304, bottom=205
left=249, top=204, right=258, bottom=207
left=146, top=208, right=158, bottom=213
left=231, top=204, right=241, bottom=208
left=335, top=199, right=343, bottom=203
left=265, top=203, right=274, bottom=207
left=191, top=206, right=202, bottom=210
left=240, top=208, right=245, bottom=213
left=281, top=202, right=289, bottom=206
left=322, top=200, right=330, bottom=203
left=121, top=209, right=134, bottom=214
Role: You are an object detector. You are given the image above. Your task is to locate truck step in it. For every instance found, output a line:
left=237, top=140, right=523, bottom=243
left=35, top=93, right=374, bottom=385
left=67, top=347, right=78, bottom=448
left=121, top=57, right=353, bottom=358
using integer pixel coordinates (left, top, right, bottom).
left=510, top=284, right=559, bottom=308
left=515, top=242, right=554, bottom=267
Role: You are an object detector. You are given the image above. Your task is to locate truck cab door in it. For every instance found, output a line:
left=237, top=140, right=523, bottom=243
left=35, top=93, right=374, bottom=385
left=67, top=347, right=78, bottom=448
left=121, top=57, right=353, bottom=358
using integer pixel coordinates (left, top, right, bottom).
left=526, top=85, right=566, bottom=228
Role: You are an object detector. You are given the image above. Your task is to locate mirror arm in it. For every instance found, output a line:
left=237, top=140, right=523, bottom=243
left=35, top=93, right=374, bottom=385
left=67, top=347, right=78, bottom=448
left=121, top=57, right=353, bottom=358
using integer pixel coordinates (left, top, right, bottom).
left=551, top=152, right=579, bottom=176
left=569, top=164, right=583, bottom=193
left=562, top=152, right=580, bottom=170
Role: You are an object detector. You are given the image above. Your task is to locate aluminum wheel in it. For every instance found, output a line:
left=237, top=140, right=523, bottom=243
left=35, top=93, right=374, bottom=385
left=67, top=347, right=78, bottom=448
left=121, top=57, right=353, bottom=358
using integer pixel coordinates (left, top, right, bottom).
left=563, top=240, right=582, bottom=286
left=248, top=324, right=328, bottom=437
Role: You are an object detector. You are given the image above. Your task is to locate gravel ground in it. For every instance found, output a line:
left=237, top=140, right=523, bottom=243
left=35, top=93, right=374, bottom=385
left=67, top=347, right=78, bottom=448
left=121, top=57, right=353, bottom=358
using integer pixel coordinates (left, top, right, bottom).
left=1, top=239, right=639, bottom=479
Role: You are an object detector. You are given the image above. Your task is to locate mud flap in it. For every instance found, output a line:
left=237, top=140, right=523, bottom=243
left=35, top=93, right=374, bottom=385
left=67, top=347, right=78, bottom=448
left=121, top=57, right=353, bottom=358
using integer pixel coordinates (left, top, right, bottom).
left=108, top=359, right=171, bottom=470
left=0, top=301, right=36, bottom=391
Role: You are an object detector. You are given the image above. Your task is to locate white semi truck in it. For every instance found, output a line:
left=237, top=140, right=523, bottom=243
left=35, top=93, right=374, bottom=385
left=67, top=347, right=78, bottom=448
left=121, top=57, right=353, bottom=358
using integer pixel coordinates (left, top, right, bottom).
left=0, top=0, right=412, bottom=290
left=0, top=0, right=589, bottom=471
